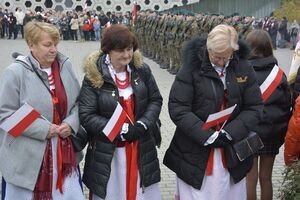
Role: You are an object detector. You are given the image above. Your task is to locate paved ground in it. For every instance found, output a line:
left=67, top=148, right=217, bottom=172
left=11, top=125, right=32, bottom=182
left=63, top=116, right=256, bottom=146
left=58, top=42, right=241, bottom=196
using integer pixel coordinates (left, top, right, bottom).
left=0, top=38, right=295, bottom=200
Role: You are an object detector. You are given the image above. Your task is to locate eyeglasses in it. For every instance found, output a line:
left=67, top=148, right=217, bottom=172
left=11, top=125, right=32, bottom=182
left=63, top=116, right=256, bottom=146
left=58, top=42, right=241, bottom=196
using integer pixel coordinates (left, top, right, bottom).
left=208, top=49, right=233, bottom=64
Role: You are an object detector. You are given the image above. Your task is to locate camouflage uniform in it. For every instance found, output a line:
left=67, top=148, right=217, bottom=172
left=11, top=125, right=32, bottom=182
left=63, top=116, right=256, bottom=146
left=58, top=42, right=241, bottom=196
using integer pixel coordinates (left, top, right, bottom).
left=168, top=17, right=183, bottom=74
left=158, top=15, right=170, bottom=69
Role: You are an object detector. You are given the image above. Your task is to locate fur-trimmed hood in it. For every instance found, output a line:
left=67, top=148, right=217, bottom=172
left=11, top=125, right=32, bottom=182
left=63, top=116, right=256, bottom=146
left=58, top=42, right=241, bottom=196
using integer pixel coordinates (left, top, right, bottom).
left=83, top=50, right=143, bottom=88
left=178, top=37, right=250, bottom=79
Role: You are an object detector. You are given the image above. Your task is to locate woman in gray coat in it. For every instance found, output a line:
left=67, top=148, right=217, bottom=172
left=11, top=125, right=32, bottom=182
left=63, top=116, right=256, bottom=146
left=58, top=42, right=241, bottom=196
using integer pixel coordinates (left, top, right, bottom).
left=0, top=21, right=84, bottom=199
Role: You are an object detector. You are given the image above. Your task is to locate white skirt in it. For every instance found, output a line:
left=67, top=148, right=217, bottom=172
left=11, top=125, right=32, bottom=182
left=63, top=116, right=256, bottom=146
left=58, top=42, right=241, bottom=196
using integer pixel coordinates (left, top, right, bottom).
left=92, top=147, right=161, bottom=200
left=5, top=137, right=84, bottom=200
left=175, top=148, right=246, bottom=200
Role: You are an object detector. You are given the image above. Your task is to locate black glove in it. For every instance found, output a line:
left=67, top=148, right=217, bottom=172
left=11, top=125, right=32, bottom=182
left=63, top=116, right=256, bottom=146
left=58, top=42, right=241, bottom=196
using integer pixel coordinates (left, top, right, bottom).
left=123, top=123, right=147, bottom=143
left=209, top=131, right=232, bottom=148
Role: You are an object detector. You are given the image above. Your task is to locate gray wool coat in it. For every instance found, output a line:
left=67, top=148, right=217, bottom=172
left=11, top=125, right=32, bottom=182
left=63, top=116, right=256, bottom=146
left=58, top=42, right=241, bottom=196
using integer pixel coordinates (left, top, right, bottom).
left=0, top=52, right=80, bottom=190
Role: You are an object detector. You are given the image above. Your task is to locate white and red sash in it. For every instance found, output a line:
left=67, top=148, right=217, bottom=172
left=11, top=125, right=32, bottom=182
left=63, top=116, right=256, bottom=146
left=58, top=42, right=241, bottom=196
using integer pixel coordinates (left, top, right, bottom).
left=260, top=64, right=284, bottom=102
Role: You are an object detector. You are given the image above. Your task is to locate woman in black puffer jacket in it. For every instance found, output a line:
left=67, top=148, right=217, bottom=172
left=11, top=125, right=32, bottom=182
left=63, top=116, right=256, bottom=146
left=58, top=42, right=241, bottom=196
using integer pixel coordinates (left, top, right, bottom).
left=78, top=25, right=162, bottom=200
left=164, top=24, right=263, bottom=200
left=245, top=29, right=292, bottom=200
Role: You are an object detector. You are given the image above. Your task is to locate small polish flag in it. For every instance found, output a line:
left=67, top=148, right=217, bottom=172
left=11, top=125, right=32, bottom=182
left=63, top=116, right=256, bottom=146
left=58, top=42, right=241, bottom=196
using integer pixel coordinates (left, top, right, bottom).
left=102, top=102, right=127, bottom=142
left=0, top=103, right=41, bottom=138
left=260, top=65, right=284, bottom=102
left=202, top=104, right=237, bottom=130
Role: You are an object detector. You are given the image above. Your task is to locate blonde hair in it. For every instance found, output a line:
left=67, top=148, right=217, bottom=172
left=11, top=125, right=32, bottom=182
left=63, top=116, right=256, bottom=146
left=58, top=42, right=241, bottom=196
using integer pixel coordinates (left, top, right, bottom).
left=207, top=24, right=239, bottom=53
left=24, top=21, right=60, bottom=45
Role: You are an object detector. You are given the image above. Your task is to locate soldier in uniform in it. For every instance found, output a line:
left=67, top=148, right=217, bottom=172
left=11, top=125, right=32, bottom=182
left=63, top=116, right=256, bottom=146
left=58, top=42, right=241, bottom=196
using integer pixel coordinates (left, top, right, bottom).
left=159, top=14, right=170, bottom=69
left=155, top=14, right=166, bottom=63
left=149, top=12, right=160, bottom=59
left=168, top=14, right=184, bottom=74
left=165, top=14, right=176, bottom=70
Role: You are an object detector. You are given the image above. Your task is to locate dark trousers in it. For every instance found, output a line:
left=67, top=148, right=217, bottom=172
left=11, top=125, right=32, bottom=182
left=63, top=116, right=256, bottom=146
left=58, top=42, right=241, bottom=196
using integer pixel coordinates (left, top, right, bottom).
left=83, top=30, right=90, bottom=41
left=16, top=24, right=24, bottom=38
left=270, top=33, right=277, bottom=49
left=71, top=29, right=78, bottom=40
left=8, top=25, right=17, bottom=39
left=2, top=177, right=6, bottom=200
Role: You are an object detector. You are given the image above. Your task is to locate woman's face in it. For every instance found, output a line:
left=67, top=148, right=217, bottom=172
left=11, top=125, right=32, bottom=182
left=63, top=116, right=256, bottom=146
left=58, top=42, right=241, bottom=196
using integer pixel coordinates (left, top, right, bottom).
left=109, top=46, right=134, bottom=70
left=30, top=31, right=58, bottom=68
left=208, top=48, right=233, bottom=67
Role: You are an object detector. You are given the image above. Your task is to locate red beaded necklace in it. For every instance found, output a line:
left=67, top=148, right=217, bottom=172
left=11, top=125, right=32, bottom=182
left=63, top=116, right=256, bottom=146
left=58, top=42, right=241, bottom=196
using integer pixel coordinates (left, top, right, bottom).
left=115, top=71, right=130, bottom=89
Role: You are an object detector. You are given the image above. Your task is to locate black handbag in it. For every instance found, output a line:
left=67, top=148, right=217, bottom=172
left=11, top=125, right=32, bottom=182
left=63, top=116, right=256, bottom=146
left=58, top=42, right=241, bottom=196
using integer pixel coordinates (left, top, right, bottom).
left=225, top=131, right=264, bottom=168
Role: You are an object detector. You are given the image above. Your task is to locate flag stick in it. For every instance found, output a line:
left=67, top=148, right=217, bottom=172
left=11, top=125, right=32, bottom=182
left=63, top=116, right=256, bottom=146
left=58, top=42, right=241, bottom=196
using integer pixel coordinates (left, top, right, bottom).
left=219, top=120, right=228, bottom=131
left=219, top=104, right=237, bottom=131
left=40, top=115, right=51, bottom=124
left=116, top=102, right=134, bottom=125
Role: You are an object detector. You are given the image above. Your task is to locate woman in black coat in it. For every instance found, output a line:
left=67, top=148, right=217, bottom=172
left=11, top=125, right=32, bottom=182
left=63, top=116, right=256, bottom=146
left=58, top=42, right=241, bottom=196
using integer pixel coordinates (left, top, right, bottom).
left=245, top=29, right=292, bottom=200
left=163, top=24, right=263, bottom=200
left=78, top=25, right=162, bottom=200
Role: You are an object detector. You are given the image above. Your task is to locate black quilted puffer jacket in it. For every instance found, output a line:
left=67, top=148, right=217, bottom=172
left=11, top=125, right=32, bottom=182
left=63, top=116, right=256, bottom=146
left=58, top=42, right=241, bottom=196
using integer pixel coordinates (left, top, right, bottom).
left=78, top=50, right=162, bottom=199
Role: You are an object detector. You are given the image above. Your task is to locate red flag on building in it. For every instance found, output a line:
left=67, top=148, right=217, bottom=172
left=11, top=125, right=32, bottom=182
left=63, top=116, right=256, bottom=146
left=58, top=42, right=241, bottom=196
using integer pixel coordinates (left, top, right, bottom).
left=132, top=1, right=137, bottom=25
left=0, top=103, right=41, bottom=137
left=102, top=102, right=128, bottom=142
left=260, top=64, right=284, bottom=102
left=202, top=104, right=237, bottom=130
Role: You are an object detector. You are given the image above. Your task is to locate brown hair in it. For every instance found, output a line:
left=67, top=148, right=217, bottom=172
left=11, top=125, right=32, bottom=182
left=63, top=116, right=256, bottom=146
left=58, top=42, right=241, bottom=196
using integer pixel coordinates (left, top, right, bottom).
left=246, top=29, right=273, bottom=58
left=101, top=24, right=138, bottom=53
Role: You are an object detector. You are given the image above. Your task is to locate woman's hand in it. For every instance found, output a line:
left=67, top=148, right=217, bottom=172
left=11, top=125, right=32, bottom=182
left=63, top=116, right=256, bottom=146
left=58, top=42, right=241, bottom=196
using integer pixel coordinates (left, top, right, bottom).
left=58, top=122, right=72, bottom=139
left=47, top=124, right=60, bottom=139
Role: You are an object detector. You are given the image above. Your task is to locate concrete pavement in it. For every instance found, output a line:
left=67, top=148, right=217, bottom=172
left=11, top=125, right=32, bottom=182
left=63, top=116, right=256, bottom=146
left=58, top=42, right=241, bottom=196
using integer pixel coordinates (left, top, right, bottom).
left=0, top=38, right=295, bottom=200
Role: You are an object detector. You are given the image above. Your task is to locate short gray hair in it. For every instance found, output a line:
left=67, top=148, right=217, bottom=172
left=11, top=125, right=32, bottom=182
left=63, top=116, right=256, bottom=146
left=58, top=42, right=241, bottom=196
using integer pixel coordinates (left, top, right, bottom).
left=207, top=24, right=239, bottom=53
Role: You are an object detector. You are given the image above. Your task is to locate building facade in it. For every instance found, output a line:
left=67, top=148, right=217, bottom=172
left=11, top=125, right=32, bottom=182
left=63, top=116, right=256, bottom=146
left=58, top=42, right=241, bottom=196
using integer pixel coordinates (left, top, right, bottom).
left=0, top=0, right=199, bottom=13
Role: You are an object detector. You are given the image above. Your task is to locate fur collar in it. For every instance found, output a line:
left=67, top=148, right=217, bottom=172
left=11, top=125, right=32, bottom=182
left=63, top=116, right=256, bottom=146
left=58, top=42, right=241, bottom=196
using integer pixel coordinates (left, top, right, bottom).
left=177, top=37, right=250, bottom=79
left=176, top=37, right=250, bottom=81
left=83, top=50, right=143, bottom=88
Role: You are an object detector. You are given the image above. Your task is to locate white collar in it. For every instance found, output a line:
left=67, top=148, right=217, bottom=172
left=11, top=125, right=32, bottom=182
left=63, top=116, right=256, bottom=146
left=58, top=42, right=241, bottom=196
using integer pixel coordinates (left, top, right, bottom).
left=211, top=60, right=230, bottom=76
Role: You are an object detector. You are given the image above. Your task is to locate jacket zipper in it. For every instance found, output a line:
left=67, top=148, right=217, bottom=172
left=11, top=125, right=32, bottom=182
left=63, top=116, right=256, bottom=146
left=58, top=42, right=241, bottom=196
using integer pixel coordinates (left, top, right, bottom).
left=138, top=143, right=145, bottom=193
left=211, top=80, right=219, bottom=111
left=130, top=74, right=145, bottom=192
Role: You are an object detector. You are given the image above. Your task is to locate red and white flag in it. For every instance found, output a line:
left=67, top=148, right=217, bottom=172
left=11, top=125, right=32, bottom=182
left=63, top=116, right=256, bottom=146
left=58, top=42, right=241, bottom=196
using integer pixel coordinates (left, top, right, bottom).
left=103, top=102, right=128, bottom=142
left=260, top=64, right=283, bottom=102
left=202, top=104, right=237, bottom=130
left=132, top=1, right=137, bottom=25
left=0, top=103, right=41, bottom=138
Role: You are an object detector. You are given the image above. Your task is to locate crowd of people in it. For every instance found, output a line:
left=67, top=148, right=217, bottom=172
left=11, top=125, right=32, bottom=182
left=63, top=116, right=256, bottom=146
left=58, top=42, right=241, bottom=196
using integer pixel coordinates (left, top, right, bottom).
left=0, top=7, right=132, bottom=42
left=0, top=7, right=299, bottom=50
left=0, top=6, right=300, bottom=200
